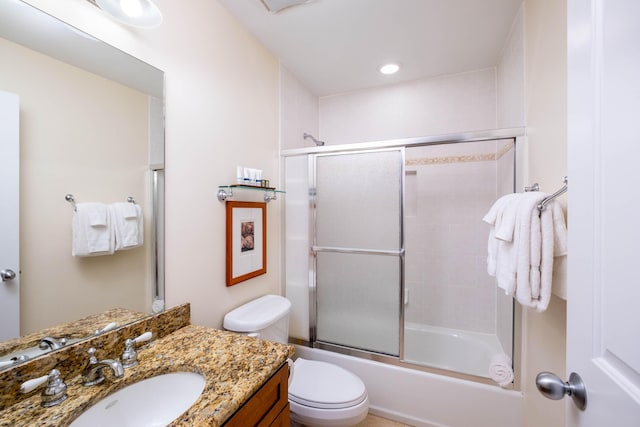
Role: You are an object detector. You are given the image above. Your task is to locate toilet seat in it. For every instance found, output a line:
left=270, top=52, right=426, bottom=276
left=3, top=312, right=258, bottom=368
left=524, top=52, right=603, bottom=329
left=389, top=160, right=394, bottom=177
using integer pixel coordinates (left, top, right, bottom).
left=288, top=358, right=368, bottom=409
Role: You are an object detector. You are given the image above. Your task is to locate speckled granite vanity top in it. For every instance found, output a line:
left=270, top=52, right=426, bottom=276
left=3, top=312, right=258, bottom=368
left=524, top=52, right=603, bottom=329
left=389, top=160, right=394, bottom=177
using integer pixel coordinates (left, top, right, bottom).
left=0, top=325, right=295, bottom=427
left=0, top=307, right=147, bottom=359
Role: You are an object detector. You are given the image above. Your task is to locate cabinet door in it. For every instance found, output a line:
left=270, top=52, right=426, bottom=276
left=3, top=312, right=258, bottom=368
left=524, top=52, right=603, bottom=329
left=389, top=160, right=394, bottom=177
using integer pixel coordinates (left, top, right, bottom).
left=223, top=363, right=289, bottom=427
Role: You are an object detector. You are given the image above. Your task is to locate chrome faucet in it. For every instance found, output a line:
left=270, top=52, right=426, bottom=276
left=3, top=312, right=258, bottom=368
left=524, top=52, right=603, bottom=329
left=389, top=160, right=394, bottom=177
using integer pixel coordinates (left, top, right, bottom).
left=82, top=348, right=124, bottom=386
left=38, top=337, right=68, bottom=351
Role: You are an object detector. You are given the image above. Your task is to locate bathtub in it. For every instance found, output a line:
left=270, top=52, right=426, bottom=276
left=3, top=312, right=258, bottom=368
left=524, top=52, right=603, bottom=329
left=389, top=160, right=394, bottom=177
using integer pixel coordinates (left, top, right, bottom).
left=403, top=322, right=505, bottom=378
left=292, top=344, right=523, bottom=427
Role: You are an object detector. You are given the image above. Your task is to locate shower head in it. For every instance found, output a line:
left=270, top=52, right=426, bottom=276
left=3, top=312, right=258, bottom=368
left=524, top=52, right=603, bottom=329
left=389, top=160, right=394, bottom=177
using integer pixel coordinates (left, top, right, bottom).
left=304, top=133, right=325, bottom=146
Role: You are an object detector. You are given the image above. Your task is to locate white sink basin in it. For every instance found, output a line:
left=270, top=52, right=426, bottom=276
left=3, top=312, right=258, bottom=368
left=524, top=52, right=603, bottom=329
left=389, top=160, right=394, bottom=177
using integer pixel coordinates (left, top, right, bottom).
left=70, top=372, right=206, bottom=427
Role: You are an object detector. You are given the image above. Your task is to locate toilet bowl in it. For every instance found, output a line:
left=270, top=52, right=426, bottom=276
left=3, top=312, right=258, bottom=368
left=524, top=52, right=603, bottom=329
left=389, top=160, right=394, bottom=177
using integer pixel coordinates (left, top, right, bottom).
left=289, top=358, right=368, bottom=427
left=223, top=295, right=369, bottom=427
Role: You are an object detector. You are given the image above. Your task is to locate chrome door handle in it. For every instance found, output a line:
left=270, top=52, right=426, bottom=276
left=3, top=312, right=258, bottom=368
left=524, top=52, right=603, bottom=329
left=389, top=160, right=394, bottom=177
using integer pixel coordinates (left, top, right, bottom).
left=1, top=269, right=16, bottom=282
left=536, top=371, right=587, bottom=410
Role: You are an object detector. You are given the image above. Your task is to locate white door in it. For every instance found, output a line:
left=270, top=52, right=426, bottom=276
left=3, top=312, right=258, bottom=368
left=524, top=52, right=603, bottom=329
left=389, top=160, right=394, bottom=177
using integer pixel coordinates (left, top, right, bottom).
left=566, top=0, right=640, bottom=425
left=0, top=90, right=20, bottom=341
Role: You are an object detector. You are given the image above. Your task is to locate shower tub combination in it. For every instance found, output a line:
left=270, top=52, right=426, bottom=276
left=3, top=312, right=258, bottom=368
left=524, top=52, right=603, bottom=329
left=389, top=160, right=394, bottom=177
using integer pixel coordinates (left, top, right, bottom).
left=402, top=322, right=504, bottom=379
left=283, top=130, right=524, bottom=427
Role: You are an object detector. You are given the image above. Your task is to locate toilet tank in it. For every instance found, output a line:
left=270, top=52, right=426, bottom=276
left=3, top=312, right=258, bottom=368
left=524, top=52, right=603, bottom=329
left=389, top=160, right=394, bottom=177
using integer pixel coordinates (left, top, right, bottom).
left=223, top=295, right=291, bottom=343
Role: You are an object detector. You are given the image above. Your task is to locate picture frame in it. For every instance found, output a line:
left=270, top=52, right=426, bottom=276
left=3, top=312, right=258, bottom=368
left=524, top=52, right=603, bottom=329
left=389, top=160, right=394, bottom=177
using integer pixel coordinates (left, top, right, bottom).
left=226, top=201, right=267, bottom=286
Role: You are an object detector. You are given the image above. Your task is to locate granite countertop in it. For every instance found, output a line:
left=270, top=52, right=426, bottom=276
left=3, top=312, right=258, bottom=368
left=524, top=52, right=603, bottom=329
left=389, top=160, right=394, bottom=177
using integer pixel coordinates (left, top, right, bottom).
left=0, top=325, right=295, bottom=427
left=0, top=308, right=147, bottom=364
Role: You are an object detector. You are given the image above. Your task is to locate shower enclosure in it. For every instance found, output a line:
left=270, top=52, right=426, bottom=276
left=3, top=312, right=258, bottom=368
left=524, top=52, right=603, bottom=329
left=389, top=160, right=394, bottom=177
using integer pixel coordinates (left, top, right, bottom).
left=283, top=131, right=516, bottom=381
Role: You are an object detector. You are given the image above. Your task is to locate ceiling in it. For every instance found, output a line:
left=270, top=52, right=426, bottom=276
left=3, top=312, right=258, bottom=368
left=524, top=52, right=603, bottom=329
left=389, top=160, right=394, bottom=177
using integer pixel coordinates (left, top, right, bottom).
left=217, top=0, right=523, bottom=97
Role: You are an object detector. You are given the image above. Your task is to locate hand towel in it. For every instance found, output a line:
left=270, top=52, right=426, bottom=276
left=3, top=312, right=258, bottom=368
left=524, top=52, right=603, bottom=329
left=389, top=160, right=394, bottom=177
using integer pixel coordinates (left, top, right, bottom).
left=72, top=203, right=114, bottom=256
left=483, top=193, right=520, bottom=241
left=483, top=193, right=520, bottom=277
left=485, top=191, right=568, bottom=312
left=534, top=199, right=558, bottom=312
left=110, top=202, right=144, bottom=251
left=489, top=353, right=514, bottom=388
left=551, top=201, right=568, bottom=256
left=513, top=193, right=546, bottom=307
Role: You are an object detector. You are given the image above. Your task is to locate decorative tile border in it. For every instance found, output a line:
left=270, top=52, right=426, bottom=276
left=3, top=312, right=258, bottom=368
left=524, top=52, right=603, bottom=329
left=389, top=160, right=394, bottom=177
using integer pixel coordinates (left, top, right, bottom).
left=406, top=141, right=514, bottom=166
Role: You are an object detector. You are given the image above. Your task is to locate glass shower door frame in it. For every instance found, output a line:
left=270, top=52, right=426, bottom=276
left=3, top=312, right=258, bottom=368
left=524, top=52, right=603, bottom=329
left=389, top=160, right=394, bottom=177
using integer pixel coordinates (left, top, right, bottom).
left=309, top=147, right=405, bottom=358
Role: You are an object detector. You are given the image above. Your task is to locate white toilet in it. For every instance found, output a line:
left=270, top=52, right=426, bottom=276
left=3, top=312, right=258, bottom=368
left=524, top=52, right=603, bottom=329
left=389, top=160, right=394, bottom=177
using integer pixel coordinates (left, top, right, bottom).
left=223, top=295, right=369, bottom=427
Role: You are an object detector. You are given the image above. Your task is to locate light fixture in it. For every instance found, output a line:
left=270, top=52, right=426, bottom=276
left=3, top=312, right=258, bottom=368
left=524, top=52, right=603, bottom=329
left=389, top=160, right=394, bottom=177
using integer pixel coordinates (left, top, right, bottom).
left=379, top=63, right=400, bottom=75
left=260, top=0, right=313, bottom=13
left=92, top=0, right=163, bottom=29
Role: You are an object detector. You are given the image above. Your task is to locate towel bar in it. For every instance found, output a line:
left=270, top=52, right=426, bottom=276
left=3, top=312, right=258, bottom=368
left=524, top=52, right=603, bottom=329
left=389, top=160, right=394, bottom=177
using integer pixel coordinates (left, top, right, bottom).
left=523, top=177, right=568, bottom=211
left=65, top=194, right=137, bottom=211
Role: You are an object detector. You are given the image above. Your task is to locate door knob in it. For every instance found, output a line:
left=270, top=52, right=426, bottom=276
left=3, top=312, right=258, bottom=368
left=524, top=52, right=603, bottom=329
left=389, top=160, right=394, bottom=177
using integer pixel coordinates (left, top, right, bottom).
left=536, top=371, right=587, bottom=410
left=1, top=269, right=16, bottom=282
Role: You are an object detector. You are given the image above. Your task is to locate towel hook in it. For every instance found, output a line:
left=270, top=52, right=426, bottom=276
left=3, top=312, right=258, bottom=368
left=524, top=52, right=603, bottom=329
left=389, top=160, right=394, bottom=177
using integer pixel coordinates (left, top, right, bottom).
left=127, top=196, right=136, bottom=204
left=65, top=194, right=77, bottom=212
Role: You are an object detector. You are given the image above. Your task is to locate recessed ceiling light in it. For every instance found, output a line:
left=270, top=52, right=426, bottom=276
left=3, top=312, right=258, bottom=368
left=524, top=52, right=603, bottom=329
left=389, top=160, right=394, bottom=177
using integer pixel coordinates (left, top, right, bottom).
left=380, top=63, right=400, bottom=75
left=93, top=0, right=163, bottom=28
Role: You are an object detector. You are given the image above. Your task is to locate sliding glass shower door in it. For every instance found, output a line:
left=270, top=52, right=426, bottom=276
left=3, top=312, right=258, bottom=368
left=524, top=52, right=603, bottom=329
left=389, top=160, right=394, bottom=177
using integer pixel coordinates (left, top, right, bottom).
left=313, top=149, right=403, bottom=356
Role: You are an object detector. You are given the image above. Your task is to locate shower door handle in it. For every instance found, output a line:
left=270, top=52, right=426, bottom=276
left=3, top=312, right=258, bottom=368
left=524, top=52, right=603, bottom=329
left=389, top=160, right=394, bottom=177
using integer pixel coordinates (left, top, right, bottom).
left=536, top=371, right=587, bottom=410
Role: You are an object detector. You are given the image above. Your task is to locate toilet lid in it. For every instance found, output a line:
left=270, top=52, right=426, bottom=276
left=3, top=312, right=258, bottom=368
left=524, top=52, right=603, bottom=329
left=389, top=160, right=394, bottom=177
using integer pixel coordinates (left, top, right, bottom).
left=288, top=359, right=368, bottom=409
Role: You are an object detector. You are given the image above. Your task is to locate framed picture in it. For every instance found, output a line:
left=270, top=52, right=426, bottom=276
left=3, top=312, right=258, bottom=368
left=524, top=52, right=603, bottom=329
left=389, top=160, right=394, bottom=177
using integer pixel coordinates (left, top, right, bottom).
left=226, top=201, right=267, bottom=286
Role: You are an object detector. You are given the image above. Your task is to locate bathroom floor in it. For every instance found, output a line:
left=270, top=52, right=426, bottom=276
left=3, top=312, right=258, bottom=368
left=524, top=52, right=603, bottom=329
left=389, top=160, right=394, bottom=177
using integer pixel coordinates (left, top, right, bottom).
left=355, top=414, right=412, bottom=426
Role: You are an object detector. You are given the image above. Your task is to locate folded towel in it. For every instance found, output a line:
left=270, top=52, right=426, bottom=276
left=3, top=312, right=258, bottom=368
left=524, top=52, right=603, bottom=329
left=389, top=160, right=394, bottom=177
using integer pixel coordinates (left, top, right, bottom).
left=490, top=192, right=545, bottom=297
left=484, top=190, right=567, bottom=312
left=72, top=203, right=114, bottom=256
left=489, top=353, right=514, bottom=387
left=110, top=202, right=144, bottom=251
left=535, top=202, right=555, bottom=311
left=551, top=201, right=568, bottom=256
left=483, top=193, right=521, bottom=277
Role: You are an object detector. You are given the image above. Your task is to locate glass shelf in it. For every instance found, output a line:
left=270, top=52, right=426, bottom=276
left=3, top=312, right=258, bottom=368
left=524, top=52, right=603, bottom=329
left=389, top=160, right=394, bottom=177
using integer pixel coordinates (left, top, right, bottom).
left=217, top=185, right=285, bottom=203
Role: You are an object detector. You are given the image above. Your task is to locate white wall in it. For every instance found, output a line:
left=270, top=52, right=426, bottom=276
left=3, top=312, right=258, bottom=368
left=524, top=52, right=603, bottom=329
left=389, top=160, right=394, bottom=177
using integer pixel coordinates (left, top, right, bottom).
left=319, top=68, right=498, bottom=145
left=497, top=4, right=526, bottom=128
left=22, top=0, right=283, bottom=329
left=280, top=66, right=319, bottom=150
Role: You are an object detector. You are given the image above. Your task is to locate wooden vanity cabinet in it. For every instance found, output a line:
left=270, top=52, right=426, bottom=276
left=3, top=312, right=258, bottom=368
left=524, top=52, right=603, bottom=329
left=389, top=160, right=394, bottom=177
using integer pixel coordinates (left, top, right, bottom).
left=224, top=362, right=290, bottom=427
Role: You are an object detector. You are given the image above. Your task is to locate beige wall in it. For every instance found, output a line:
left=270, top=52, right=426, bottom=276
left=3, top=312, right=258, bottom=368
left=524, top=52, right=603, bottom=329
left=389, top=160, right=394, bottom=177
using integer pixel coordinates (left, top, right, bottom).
left=22, top=0, right=282, bottom=329
left=0, top=37, right=150, bottom=334
left=522, top=0, right=568, bottom=425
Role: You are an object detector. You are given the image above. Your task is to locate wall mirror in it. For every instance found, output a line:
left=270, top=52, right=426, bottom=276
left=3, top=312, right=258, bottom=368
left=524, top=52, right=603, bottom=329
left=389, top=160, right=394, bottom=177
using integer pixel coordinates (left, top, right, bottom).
left=0, top=0, right=165, bottom=369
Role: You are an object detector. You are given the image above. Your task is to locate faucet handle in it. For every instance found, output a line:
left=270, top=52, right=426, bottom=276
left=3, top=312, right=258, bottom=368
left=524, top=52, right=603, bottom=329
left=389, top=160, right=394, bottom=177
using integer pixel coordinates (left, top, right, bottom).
left=94, top=322, right=117, bottom=335
left=20, top=369, right=67, bottom=407
left=121, top=331, right=152, bottom=368
left=133, top=331, right=152, bottom=345
left=20, top=374, right=49, bottom=394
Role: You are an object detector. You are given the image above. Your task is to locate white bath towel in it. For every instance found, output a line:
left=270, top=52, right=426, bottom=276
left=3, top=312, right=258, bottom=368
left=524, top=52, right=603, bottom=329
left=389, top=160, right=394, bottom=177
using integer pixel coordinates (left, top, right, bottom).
left=72, top=202, right=114, bottom=256
left=483, top=193, right=520, bottom=277
left=489, top=353, right=514, bottom=388
left=484, top=191, right=568, bottom=312
left=552, top=201, right=568, bottom=256
left=513, top=192, right=546, bottom=308
left=110, top=202, right=144, bottom=251
left=489, top=192, right=545, bottom=296
left=535, top=201, right=556, bottom=311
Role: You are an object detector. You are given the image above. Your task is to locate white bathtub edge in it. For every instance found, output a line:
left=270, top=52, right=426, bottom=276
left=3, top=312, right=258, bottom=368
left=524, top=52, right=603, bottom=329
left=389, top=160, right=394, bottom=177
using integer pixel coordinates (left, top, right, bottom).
left=292, top=345, right=523, bottom=427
